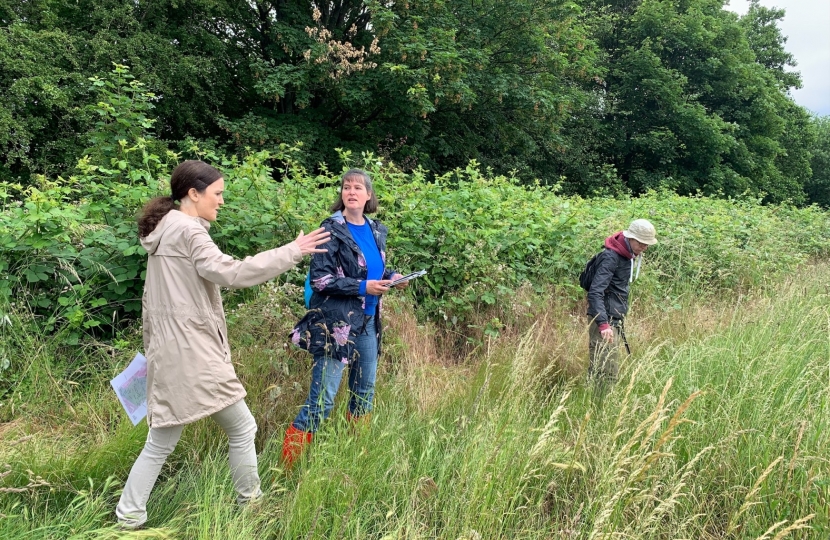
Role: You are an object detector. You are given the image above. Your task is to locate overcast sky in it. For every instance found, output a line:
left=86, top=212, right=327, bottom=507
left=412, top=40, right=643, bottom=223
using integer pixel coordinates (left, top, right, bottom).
left=726, top=0, right=830, bottom=116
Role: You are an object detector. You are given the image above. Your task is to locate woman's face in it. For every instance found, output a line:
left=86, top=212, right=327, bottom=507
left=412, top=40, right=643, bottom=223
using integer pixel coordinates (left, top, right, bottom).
left=341, top=177, right=371, bottom=213
left=189, top=178, right=225, bottom=221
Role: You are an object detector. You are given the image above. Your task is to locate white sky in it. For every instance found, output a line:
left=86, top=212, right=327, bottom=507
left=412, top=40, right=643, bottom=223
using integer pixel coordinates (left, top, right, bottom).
left=726, top=0, right=830, bottom=116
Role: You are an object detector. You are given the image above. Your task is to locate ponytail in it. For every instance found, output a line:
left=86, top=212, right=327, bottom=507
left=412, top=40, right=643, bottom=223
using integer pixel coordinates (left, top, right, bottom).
left=138, top=197, right=176, bottom=238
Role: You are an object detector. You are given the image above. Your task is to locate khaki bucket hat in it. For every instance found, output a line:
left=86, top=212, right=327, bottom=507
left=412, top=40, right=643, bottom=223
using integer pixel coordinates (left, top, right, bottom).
left=623, top=219, right=658, bottom=245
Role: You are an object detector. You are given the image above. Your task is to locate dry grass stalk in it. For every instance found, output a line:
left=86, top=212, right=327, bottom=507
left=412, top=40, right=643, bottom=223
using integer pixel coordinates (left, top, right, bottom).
left=303, top=505, right=323, bottom=540
left=770, top=514, right=816, bottom=539
left=755, top=513, right=816, bottom=540
left=727, top=456, right=785, bottom=534
left=526, top=389, right=581, bottom=471
left=613, top=362, right=644, bottom=440
left=0, top=467, right=51, bottom=493
left=637, top=444, right=714, bottom=534
left=509, top=321, right=540, bottom=392
left=569, top=411, right=591, bottom=473
left=387, top=300, right=470, bottom=413
left=9, top=434, right=34, bottom=446
left=589, top=371, right=707, bottom=539
left=787, top=420, right=807, bottom=484
left=609, top=377, right=673, bottom=477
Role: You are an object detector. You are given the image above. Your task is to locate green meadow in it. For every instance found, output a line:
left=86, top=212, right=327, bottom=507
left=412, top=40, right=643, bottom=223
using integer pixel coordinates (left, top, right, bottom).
left=2, top=259, right=828, bottom=538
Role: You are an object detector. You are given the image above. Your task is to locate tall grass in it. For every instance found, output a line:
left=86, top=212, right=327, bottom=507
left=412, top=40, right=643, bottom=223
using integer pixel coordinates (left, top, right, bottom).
left=1, top=266, right=828, bottom=538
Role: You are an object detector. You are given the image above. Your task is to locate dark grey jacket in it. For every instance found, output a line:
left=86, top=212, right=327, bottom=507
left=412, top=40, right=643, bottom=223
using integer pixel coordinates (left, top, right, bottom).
left=290, top=211, right=396, bottom=363
left=586, top=232, right=635, bottom=329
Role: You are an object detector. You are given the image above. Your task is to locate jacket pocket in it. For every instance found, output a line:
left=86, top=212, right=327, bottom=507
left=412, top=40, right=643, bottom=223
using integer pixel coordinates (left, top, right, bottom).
left=184, top=317, right=226, bottom=361
left=216, top=326, right=230, bottom=362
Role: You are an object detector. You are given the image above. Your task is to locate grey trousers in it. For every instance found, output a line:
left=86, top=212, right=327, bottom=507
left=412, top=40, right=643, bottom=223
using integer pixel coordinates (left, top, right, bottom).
left=588, top=323, right=622, bottom=392
left=116, top=399, right=262, bottom=528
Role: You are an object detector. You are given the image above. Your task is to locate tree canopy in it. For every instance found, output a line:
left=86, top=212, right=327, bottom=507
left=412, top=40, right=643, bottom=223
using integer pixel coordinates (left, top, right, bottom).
left=0, top=0, right=826, bottom=204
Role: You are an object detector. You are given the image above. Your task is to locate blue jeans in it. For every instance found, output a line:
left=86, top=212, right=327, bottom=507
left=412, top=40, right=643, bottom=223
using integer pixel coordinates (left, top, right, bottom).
left=292, top=316, right=378, bottom=432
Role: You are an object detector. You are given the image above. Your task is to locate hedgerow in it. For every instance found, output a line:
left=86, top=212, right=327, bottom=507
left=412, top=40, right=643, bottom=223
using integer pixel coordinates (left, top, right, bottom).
left=1, top=67, right=828, bottom=343
left=3, top=143, right=829, bottom=342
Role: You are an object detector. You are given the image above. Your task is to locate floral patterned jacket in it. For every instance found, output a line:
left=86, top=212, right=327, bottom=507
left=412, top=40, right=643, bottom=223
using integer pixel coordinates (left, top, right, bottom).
left=290, top=211, right=396, bottom=363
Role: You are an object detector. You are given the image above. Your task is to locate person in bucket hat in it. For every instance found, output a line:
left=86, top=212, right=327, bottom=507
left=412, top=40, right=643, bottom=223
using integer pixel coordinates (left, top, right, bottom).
left=583, top=219, right=657, bottom=397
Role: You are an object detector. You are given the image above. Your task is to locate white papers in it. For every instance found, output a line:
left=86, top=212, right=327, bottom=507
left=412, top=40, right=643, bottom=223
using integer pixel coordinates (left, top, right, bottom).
left=111, top=352, right=148, bottom=426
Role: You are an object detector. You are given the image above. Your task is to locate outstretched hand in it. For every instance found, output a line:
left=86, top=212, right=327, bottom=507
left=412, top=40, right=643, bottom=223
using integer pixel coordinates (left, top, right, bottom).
left=294, top=227, right=330, bottom=256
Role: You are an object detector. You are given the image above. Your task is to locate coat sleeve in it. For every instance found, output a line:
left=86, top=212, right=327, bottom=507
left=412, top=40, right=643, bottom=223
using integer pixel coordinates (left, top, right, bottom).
left=187, top=227, right=303, bottom=289
left=586, top=250, right=616, bottom=328
left=308, top=223, right=362, bottom=297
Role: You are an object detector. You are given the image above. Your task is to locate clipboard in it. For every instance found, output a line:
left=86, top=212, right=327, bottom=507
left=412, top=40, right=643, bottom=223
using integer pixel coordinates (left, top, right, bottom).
left=388, top=269, right=427, bottom=287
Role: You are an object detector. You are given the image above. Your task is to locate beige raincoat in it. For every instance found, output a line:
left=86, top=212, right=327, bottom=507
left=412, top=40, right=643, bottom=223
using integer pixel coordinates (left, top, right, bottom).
left=140, top=210, right=302, bottom=428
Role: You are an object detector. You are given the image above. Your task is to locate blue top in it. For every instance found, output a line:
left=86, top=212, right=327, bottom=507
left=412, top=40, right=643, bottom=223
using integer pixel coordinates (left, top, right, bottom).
left=347, top=220, right=385, bottom=315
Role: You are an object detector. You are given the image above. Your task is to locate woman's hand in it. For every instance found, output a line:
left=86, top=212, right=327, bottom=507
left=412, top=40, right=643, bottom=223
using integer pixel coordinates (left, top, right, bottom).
left=365, top=280, right=393, bottom=295
left=390, top=273, right=409, bottom=289
left=294, top=228, right=330, bottom=256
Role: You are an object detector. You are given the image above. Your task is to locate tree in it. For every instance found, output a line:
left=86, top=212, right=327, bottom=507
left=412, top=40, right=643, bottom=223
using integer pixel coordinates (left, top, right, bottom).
left=219, top=0, right=599, bottom=180
left=565, top=0, right=813, bottom=203
left=1, top=0, right=599, bottom=183
left=0, top=0, right=817, bottom=203
left=804, top=116, right=830, bottom=207
left=739, top=0, right=800, bottom=90
left=0, top=0, right=251, bottom=181
left=0, top=23, right=90, bottom=180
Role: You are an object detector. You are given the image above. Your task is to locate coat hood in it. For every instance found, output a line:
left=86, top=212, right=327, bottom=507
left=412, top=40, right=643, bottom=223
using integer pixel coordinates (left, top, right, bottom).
left=604, top=231, right=634, bottom=260
left=140, top=210, right=210, bottom=255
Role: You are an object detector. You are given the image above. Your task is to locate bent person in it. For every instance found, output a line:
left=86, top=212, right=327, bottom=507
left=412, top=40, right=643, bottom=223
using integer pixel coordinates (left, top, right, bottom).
left=116, top=160, right=329, bottom=528
left=283, top=169, right=408, bottom=466
left=585, top=219, right=658, bottom=396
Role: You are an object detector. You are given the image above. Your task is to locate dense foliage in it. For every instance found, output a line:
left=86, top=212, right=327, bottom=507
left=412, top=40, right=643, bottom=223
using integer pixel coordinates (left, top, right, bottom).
left=805, top=117, right=830, bottom=207
left=2, top=71, right=828, bottom=344
left=0, top=0, right=827, bottom=203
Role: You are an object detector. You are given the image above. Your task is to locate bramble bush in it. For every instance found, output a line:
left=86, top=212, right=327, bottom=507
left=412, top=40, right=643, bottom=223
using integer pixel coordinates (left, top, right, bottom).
left=3, top=148, right=829, bottom=340
left=2, top=66, right=829, bottom=346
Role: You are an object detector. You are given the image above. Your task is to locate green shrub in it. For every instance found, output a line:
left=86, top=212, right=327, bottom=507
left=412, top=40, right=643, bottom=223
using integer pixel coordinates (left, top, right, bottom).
left=1, top=66, right=829, bottom=342
left=3, top=145, right=830, bottom=342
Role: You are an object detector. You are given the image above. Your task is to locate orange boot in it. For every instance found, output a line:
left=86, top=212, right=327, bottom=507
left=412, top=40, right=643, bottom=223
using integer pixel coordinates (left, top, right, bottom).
left=282, top=425, right=312, bottom=467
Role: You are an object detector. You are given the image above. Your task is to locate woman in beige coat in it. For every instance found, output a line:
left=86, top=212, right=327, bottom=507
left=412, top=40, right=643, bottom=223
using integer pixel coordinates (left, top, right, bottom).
left=116, top=160, right=329, bottom=528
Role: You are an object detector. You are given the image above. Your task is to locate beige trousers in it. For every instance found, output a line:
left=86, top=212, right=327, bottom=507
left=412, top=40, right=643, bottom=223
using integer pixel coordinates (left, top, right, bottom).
left=115, top=399, right=261, bottom=528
